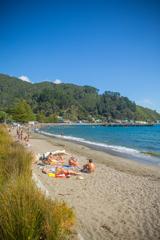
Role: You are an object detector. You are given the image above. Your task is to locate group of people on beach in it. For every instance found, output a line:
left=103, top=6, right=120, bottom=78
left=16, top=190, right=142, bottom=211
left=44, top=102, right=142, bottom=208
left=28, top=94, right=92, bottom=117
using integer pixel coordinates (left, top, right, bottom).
left=42, top=152, right=95, bottom=173
left=16, top=127, right=30, bottom=146
left=40, top=151, right=96, bottom=178
left=43, top=152, right=65, bottom=165
left=68, top=156, right=95, bottom=173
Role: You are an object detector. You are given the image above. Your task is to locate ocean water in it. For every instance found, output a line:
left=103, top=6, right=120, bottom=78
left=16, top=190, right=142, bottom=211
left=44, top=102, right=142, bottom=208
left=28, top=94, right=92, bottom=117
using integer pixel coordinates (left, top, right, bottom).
left=38, top=124, right=160, bottom=165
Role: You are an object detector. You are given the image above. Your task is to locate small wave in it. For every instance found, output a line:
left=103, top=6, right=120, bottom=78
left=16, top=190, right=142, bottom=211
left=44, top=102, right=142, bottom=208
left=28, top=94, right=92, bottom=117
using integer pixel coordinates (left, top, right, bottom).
left=36, top=129, right=141, bottom=157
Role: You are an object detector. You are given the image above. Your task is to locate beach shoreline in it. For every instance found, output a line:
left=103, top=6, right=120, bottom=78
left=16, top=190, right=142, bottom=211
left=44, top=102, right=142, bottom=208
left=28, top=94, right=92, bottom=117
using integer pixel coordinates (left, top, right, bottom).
left=36, top=124, right=160, bottom=166
left=32, top=130, right=160, bottom=179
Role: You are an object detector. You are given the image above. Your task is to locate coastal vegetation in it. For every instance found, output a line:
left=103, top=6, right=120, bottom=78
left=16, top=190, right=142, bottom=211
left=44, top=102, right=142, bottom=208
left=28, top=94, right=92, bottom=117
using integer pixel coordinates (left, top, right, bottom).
left=0, top=73, right=160, bottom=123
left=141, top=151, right=160, bottom=158
left=10, top=100, right=36, bottom=123
left=0, top=125, right=75, bottom=239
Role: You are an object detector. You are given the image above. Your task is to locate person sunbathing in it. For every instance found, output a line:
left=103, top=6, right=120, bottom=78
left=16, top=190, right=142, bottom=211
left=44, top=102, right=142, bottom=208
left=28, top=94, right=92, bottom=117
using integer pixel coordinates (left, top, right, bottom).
left=47, top=152, right=54, bottom=162
left=56, top=168, right=81, bottom=176
left=68, top=156, right=79, bottom=167
left=43, top=152, right=54, bottom=164
left=82, top=159, right=95, bottom=173
left=56, top=154, right=65, bottom=163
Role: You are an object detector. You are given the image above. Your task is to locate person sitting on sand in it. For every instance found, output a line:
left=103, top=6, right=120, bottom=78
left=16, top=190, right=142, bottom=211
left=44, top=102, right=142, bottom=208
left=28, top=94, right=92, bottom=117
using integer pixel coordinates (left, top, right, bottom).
left=68, top=156, right=79, bottom=167
left=82, top=159, right=95, bottom=173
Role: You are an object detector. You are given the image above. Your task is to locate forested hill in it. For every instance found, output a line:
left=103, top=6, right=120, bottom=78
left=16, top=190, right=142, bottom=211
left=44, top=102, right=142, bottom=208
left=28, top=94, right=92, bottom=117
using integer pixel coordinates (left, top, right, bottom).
left=0, top=73, right=160, bottom=122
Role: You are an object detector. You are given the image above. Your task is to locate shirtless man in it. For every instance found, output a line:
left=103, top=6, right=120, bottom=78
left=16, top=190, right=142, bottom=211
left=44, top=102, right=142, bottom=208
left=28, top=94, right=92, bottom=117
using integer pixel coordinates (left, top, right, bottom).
left=82, top=159, right=95, bottom=173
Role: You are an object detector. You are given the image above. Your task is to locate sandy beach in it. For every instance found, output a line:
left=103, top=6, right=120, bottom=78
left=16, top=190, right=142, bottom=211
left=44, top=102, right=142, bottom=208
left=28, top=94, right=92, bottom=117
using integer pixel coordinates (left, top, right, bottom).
left=29, top=131, right=160, bottom=240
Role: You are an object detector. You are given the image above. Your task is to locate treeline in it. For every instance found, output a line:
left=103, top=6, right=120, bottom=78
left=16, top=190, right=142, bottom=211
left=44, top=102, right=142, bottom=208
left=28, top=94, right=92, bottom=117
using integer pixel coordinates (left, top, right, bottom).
left=0, top=73, right=160, bottom=122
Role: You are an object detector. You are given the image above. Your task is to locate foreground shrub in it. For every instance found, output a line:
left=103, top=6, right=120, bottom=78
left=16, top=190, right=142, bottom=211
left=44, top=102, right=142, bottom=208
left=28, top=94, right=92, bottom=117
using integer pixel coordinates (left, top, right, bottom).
left=3, top=142, right=32, bottom=176
left=0, top=141, right=32, bottom=187
left=0, top=175, right=75, bottom=240
left=43, top=200, right=75, bottom=240
left=0, top=125, right=12, bottom=146
left=0, top=125, right=33, bottom=187
left=0, top=176, right=44, bottom=240
left=0, top=125, right=12, bottom=189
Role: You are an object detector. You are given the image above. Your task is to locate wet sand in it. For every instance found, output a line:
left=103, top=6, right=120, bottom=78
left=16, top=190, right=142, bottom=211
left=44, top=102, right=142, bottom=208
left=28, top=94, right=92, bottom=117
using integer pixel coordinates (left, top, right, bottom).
left=30, top=132, right=160, bottom=240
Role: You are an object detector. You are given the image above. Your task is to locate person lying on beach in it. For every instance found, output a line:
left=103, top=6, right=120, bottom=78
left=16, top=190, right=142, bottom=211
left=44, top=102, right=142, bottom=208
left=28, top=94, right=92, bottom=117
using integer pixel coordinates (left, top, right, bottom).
left=82, top=159, right=96, bottom=173
left=68, top=156, right=79, bottom=167
left=42, top=167, right=50, bottom=174
left=47, top=152, right=53, bottom=162
left=56, top=168, right=81, bottom=176
left=42, top=152, right=64, bottom=165
left=42, top=152, right=53, bottom=164
left=55, top=154, right=65, bottom=163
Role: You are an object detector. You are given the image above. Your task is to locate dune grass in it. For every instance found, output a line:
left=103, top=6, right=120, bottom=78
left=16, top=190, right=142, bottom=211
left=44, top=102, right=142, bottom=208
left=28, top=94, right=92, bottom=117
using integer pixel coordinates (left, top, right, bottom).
left=0, top=125, right=75, bottom=240
left=0, top=125, right=32, bottom=188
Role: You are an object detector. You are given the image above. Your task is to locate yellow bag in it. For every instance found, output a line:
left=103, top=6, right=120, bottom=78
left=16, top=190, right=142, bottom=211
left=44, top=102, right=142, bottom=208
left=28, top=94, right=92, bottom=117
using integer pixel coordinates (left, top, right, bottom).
left=48, top=173, right=55, bottom=178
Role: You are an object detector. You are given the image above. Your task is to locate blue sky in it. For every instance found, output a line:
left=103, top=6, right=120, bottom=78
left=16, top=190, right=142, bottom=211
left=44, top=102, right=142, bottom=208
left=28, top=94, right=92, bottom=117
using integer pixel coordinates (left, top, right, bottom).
left=0, top=0, right=160, bottom=112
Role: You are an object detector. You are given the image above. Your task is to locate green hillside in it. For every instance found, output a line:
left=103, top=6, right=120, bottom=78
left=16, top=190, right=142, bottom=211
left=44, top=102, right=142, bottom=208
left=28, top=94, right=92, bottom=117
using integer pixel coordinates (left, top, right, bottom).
left=0, top=73, right=159, bottom=122
left=135, top=106, right=160, bottom=121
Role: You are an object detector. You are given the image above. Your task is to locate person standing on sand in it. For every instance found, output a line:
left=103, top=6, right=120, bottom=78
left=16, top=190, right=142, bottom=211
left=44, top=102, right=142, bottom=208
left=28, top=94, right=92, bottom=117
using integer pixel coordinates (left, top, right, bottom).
left=8, top=127, right=11, bottom=135
left=17, top=127, right=20, bottom=140
left=20, top=129, right=23, bottom=141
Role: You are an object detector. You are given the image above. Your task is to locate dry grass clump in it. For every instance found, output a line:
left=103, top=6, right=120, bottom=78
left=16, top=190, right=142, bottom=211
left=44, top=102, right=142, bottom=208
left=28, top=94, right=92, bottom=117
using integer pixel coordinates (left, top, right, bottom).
left=0, top=125, right=75, bottom=240
left=0, top=143, right=33, bottom=185
left=0, top=125, right=12, bottom=188
left=0, top=125, right=12, bottom=145
left=0, top=175, right=75, bottom=240
left=0, top=125, right=32, bottom=187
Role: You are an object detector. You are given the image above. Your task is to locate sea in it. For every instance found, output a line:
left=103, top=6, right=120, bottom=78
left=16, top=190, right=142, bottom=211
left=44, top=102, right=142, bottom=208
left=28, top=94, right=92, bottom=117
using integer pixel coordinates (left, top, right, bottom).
left=38, top=124, right=160, bottom=166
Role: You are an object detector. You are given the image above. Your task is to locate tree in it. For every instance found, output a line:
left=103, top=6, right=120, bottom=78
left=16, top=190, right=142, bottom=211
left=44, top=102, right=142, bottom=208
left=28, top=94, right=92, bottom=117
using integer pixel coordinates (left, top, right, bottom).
left=36, top=112, right=46, bottom=123
left=46, top=114, right=58, bottom=123
left=0, top=111, right=7, bottom=123
left=12, top=100, right=35, bottom=123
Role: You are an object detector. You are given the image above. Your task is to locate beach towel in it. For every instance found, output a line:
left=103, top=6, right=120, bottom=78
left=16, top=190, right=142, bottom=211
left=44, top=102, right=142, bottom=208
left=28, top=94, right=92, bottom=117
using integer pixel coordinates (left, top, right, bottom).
left=52, top=150, right=68, bottom=155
